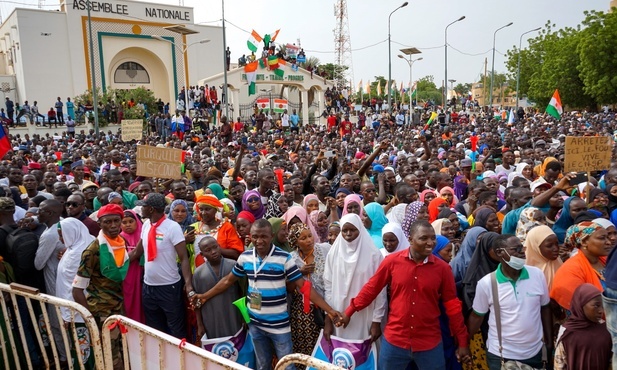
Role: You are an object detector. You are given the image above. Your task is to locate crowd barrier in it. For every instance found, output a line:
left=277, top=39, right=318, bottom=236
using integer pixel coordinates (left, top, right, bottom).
left=275, top=354, right=342, bottom=370
left=0, top=282, right=105, bottom=370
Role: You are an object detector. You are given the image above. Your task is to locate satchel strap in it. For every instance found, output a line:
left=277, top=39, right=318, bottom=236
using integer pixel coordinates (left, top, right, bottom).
left=490, top=271, right=504, bottom=364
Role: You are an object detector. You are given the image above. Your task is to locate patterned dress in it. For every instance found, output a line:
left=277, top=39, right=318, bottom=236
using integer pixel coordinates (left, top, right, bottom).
left=290, top=243, right=330, bottom=368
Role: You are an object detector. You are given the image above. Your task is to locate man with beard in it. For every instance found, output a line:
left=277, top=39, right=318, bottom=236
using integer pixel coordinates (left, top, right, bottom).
left=257, top=168, right=276, bottom=204
left=66, top=193, right=100, bottom=236
left=311, top=175, right=330, bottom=212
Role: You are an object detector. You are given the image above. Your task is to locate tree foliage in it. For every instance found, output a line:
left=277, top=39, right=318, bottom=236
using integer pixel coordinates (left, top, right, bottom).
left=505, top=10, right=617, bottom=109
left=454, top=83, right=473, bottom=96
left=74, top=87, right=158, bottom=126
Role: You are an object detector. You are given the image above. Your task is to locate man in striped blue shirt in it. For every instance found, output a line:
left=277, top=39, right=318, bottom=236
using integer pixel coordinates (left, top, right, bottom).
left=193, top=219, right=342, bottom=370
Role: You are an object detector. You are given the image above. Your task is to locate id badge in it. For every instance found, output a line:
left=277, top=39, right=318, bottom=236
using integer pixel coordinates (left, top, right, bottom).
left=248, top=291, right=262, bottom=310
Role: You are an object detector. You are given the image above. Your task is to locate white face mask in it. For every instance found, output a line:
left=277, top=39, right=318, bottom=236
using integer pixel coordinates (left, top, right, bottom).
left=503, top=250, right=525, bottom=270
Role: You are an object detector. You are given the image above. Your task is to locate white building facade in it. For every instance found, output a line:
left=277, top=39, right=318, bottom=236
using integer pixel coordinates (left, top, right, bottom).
left=0, top=0, right=224, bottom=111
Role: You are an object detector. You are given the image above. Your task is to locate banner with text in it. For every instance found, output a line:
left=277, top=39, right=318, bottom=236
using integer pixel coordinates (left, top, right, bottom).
left=121, top=119, right=143, bottom=141
left=136, top=146, right=182, bottom=179
left=309, top=331, right=377, bottom=370
left=564, top=136, right=612, bottom=173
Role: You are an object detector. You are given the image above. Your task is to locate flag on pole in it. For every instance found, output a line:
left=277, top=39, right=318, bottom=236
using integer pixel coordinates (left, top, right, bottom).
left=384, top=81, right=389, bottom=97
left=0, top=126, right=11, bottom=160
left=267, top=55, right=279, bottom=70
left=247, top=30, right=262, bottom=53
left=365, top=80, right=370, bottom=94
left=546, top=89, right=563, bottom=119
left=376, top=81, right=382, bottom=96
left=411, top=82, right=417, bottom=98
left=423, top=111, right=438, bottom=130
left=399, top=82, right=404, bottom=95
left=244, top=61, right=258, bottom=96
left=357, top=79, right=363, bottom=93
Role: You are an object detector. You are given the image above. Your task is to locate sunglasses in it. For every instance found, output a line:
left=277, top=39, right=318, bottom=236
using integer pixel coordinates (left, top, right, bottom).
left=246, top=197, right=260, bottom=203
left=66, top=202, right=83, bottom=208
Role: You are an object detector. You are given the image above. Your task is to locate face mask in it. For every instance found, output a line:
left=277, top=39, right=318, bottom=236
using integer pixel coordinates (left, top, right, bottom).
left=503, top=250, right=525, bottom=270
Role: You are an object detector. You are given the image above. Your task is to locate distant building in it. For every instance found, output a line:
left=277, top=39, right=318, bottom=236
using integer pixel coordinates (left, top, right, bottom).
left=471, top=80, right=518, bottom=108
left=0, top=0, right=223, bottom=111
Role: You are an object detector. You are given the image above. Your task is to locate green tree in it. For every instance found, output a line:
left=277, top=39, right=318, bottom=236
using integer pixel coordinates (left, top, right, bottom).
left=454, top=83, right=473, bottom=96
left=316, top=63, right=348, bottom=81
left=578, top=10, right=617, bottom=104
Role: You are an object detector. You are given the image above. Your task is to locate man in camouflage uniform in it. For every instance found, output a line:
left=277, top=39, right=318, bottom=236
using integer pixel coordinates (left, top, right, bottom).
left=72, top=204, right=128, bottom=369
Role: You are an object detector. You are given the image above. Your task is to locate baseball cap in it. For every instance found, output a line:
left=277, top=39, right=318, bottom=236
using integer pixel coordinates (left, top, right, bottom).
left=530, top=178, right=553, bottom=192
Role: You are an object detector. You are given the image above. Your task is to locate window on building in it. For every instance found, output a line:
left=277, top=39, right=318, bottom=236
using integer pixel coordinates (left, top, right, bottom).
left=114, top=62, right=150, bottom=84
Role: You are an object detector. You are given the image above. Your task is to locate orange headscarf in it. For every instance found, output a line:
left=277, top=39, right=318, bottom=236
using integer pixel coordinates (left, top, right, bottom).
left=549, top=251, right=603, bottom=311
left=428, top=197, right=448, bottom=223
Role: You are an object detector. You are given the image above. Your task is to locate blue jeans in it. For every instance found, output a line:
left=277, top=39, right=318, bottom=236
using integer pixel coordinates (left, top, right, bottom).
left=603, top=286, right=617, bottom=369
left=378, top=336, right=445, bottom=370
left=248, top=325, right=296, bottom=370
left=142, top=281, right=186, bottom=339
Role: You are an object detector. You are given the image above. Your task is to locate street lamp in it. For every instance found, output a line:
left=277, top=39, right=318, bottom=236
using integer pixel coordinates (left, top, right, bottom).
left=444, top=15, right=465, bottom=124
left=387, top=2, right=408, bottom=113
left=222, top=0, right=229, bottom=118
left=398, top=53, right=422, bottom=122
left=489, top=22, right=513, bottom=111
left=516, top=27, right=540, bottom=112
left=151, top=34, right=210, bottom=111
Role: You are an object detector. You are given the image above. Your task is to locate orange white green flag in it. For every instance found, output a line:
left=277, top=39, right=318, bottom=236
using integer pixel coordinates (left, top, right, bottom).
left=247, top=30, right=262, bottom=53
left=546, top=89, right=563, bottom=119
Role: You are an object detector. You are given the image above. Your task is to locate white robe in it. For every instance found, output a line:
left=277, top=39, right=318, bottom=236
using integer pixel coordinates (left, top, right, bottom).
left=324, top=214, right=387, bottom=340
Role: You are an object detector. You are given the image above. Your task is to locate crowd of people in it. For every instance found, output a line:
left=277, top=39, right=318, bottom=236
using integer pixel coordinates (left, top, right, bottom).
left=1, top=104, right=617, bottom=370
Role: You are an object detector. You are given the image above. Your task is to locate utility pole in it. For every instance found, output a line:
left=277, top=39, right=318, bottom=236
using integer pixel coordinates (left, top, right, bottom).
left=483, top=58, right=487, bottom=108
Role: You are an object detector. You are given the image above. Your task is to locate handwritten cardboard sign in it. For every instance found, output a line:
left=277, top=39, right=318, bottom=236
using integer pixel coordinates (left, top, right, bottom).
left=136, top=146, right=182, bottom=179
left=564, top=136, right=612, bottom=173
left=121, top=119, right=144, bottom=141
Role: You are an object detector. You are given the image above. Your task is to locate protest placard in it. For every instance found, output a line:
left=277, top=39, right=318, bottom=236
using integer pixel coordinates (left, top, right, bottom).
left=121, top=119, right=144, bottom=141
left=136, top=146, right=182, bottom=179
left=564, top=136, right=612, bottom=173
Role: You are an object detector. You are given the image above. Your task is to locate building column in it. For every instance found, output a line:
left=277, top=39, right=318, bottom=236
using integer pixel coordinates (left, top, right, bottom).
left=231, top=88, right=240, bottom=121
left=301, top=89, right=309, bottom=126
left=317, top=89, right=325, bottom=126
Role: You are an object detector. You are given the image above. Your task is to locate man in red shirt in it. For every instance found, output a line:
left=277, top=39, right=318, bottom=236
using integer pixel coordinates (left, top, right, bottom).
left=340, top=220, right=471, bottom=369
left=340, top=115, right=352, bottom=137
left=233, top=117, right=244, bottom=133
left=327, top=112, right=337, bottom=133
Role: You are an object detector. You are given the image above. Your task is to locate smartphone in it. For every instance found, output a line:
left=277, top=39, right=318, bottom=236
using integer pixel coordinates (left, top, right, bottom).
left=186, top=226, right=195, bottom=233
left=324, top=150, right=336, bottom=158
left=569, top=172, right=588, bottom=186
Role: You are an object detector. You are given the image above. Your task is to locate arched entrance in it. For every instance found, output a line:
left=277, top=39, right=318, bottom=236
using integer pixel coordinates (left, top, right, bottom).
left=108, top=47, right=170, bottom=104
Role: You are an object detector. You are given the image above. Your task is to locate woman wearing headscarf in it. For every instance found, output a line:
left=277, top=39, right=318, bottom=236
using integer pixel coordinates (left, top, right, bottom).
left=462, top=232, right=500, bottom=314
left=439, top=186, right=458, bottom=207
left=56, top=218, right=96, bottom=369
left=420, top=189, right=438, bottom=206
left=364, top=202, right=389, bottom=249
left=551, top=221, right=612, bottom=311
left=606, top=183, right=617, bottom=214
left=473, top=207, right=500, bottom=232
left=554, top=284, right=612, bottom=370
left=235, top=210, right=255, bottom=249
left=192, top=195, right=244, bottom=266
left=167, top=199, right=195, bottom=232
left=323, top=214, right=387, bottom=341
left=401, top=201, right=429, bottom=238
left=206, top=183, right=226, bottom=200
left=381, top=223, right=410, bottom=257
left=525, top=225, right=562, bottom=290
left=288, top=223, right=331, bottom=363
left=310, top=210, right=329, bottom=244
left=553, top=197, right=589, bottom=244
left=431, top=234, right=462, bottom=370
left=516, top=207, right=546, bottom=243
left=594, top=217, right=617, bottom=249
left=515, top=161, right=534, bottom=182
left=428, top=197, right=449, bottom=223
left=120, top=210, right=145, bottom=322
left=451, top=226, right=487, bottom=286
left=265, top=192, right=288, bottom=219
left=341, top=194, right=364, bottom=217
left=283, top=206, right=318, bottom=237
left=268, top=218, right=291, bottom=252
left=334, top=188, right=351, bottom=218
left=241, top=189, right=266, bottom=220
left=303, top=194, right=321, bottom=215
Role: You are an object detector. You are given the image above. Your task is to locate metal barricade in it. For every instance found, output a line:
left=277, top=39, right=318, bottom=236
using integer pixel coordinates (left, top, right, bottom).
left=0, top=282, right=105, bottom=370
left=275, top=354, right=342, bottom=370
left=101, top=315, right=251, bottom=370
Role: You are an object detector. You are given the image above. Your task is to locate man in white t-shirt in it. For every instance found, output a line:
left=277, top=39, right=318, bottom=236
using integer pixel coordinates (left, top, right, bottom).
left=281, top=109, right=290, bottom=131
left=132, top=193, right=193, bottom=339
left=467, top=234, right=552, bottom=369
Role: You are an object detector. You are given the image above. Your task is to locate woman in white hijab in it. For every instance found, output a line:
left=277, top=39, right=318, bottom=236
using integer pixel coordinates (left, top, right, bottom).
left=56, top=218, right=95, bottom=323
left=324, top=213, right=387, bottom=341
left=381, top=223, right=410, bottom=257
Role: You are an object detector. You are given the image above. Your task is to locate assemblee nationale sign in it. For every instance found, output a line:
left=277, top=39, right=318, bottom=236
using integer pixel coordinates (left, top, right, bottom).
left=136, top=146, right=182, bottom=180
left=564, top=136, right=612, bottom=173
